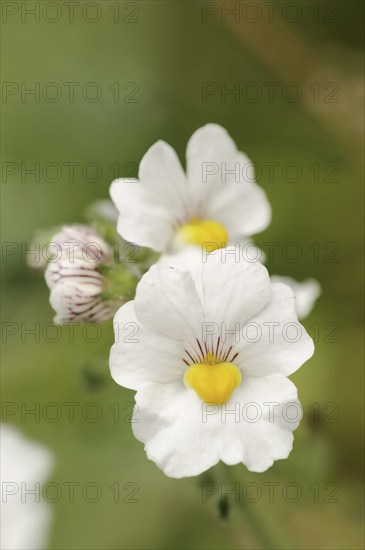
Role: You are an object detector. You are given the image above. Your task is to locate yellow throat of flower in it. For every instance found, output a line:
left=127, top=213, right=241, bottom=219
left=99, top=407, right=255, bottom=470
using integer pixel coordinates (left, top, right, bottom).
left=176, top=218, right=228, bottom=251
left=184, top=352, right=241, bottom=405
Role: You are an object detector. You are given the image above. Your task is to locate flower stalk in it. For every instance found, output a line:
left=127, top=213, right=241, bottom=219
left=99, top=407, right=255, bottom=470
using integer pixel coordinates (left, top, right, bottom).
left=98, top=263, right=139, bottom=302
left=221, top=464, right=280, bottom=550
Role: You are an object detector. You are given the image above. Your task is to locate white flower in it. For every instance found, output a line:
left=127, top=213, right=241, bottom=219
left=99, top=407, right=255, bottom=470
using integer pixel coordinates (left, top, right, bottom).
left=45, top=225, right=118, bottom=324
left=270, top=276, right=321, bottom=319
left=110, top=124, right=271, bottom=253
left=85, top=199, right=119, bottom=224
left=1, top=425, right=54, bottom=550
left=110, top=250, right=314, bottom=478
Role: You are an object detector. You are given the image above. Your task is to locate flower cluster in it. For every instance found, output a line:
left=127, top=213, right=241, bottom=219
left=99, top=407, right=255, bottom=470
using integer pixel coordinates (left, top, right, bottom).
left=30, top=124, right=320, bottom=478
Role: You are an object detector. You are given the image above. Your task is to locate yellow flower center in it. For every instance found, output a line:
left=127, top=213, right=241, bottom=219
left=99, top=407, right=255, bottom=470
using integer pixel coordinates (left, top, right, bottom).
left=184, top=352, right=241, bottom=405
left=176, top=218, right=228, bottom=251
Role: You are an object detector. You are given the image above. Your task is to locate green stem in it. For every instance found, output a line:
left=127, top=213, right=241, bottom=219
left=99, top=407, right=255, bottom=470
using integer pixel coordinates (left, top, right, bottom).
left=98, top=263, right=139, bottom=302
left=222, top=464, right=280, bottom=549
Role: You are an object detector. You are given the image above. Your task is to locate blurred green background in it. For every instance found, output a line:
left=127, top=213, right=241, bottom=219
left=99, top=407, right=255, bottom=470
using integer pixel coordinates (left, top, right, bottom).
left=1, top=1, right=364, bottom=548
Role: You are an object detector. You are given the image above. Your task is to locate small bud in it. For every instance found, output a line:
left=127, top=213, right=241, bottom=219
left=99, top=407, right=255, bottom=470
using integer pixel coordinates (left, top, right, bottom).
left=49, top=275, right=118, bottom=324
left=27, top=224, right=111, bottom=272
left=49, top=225, right=111, bottom=263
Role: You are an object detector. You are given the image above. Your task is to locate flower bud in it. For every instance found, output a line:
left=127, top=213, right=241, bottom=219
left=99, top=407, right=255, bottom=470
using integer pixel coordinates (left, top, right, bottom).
left=27, top=225, right=111, bottom=272
left=44, top=226, right=137, bottom=324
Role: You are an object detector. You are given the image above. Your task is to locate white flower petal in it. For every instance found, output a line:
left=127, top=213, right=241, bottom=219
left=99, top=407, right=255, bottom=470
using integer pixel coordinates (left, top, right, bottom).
left=236, top=283, right=314, bottom=378
left=158, top=244, right=266, bottom=303
left=139, top=140, right=188, bottom=211
left=206, top=154, right=272, bottom=238
left=132, top=374, right=300, bottom=477
left=231, top=238, right=266, bottom=263
left=110, top=301, right=185, bottom=390
left=110, top=140, right=189, bottom=252
left=186, top=125, right=271, bottom=237
left=132, top=382, right=221, bottom=478
left=110, top=178, right=174, bottom=252
left=133, top=265, right=204, bottom=341
left=201, top=248, right=271, bottom=327
left=186, top=124, right=238, bottom=188
left=218, top=375, right=300, bottom=472
left=270, top=276, right=321, bottom=319
left=157, top=247, right=205, bottom=300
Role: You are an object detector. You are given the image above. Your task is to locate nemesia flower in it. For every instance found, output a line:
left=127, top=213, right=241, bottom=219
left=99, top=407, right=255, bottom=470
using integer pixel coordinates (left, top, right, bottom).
left=110, top=249, right=314, bottom=478
left=85, top=200, right=119, bottom=224
left=110, top=124, right=271, bottom=253
left=270, top=276, right=321, bottom=319
left=1, top=424, right=54, bottom=550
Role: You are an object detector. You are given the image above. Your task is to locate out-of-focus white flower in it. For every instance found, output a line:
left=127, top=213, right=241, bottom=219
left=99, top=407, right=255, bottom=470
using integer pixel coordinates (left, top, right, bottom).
left=1, top=425, right=54, bottom=550
left=85, top=200, right=119, bottom=224
left=110, top=124, right=271, bottom=253
left=110, top=250, right=314, bottom=478
left=270, top=276, right=321, bottom=319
